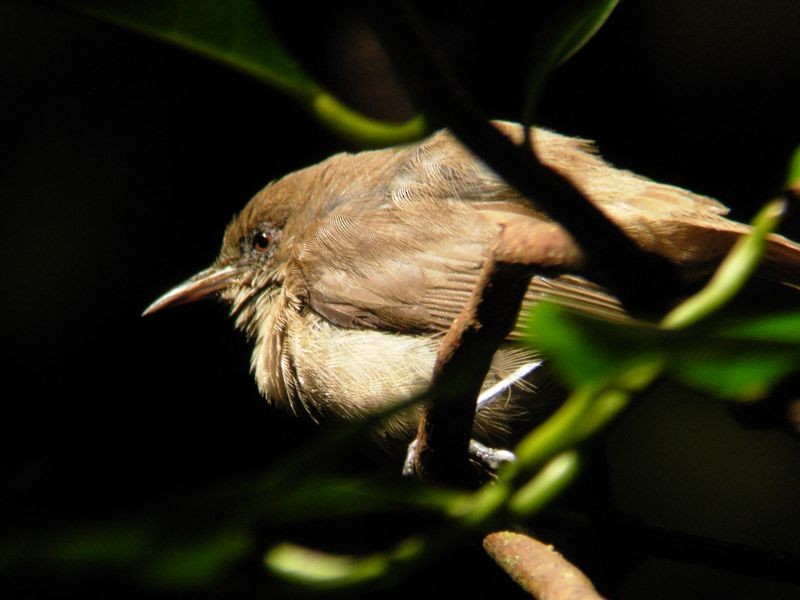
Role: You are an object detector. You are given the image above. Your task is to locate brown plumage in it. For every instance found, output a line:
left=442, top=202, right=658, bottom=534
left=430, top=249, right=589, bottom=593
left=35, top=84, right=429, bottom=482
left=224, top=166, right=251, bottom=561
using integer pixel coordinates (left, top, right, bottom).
left=144, top=121, right=800, bottom=451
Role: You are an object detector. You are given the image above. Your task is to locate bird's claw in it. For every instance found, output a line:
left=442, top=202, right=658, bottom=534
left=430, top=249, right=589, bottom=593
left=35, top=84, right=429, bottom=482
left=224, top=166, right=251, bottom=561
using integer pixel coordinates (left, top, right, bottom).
left=402, top=437, right=516, bottom=477
left=468, top=439, right=516, bottom=470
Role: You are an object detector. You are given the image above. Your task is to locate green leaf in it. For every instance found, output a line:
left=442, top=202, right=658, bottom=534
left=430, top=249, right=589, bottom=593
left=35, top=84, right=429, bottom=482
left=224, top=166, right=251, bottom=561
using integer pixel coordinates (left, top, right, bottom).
left=718, top=310, right=800, bottom=344
left=661, top=199, right=786, bottom=329
left=58, top=0, right=317, bottom=98
left=551, top=0, right=619, bottom=67
left=54, top=0, right=428, bottom=147
left=786, top=144, right=800, bottom=190
left=522, top=198, right=800, bottom=401
left=523, top=0, right=618, bottom=129
left=264, top=537, right=426, bottom=590
left=669, top=344, right=798, bottom=400
left=140, top=529, right=254, bottom=589
left=509, top=451, right=581, bottom=517
left=524, top=303, right=800, bottom=402
left=0, top=519, right=254, bottom=589
left=253, top=476, right=464, bottom=524
left=523, top=302, right=663, bottom=388
left=0, top=523, right=158, bottom=572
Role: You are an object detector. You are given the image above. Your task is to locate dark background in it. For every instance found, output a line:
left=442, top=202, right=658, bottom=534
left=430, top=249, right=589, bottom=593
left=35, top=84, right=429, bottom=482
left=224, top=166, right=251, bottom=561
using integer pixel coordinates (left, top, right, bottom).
left=2, top=1, right=800, bottom=598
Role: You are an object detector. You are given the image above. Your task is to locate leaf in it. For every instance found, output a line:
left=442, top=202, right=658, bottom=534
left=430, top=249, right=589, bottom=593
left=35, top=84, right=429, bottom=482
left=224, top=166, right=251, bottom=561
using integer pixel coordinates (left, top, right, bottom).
left=524, top=303, right=800, bottom=402
left=786, top=143, right=800, bottom=190
left=264, top=543, right=388, bottom=588
left=669, top=344, right=798, bottom=400
left=58, top=0, right=316, bottom=97
left=661, top=199, right=786, bottom=329
left=0, top=523, right=158, bottom=572
left=140, top=529, right=254, bottom=589
left=509, top=451, right=581, bottom=517
left=550, top=0, right=619, bottom=67
left=264, top=537, right=426, bottom=590
left=718, top=311, right=800, bottom=344
left=522, top=302, right=663, bottom=388
left=54, top=0, right=428, bottom=147
left=523, top=0, right=619, bottom=128
left=253, top=476, right=464, bottom=524
left=522, top=198, right=800, bottom=401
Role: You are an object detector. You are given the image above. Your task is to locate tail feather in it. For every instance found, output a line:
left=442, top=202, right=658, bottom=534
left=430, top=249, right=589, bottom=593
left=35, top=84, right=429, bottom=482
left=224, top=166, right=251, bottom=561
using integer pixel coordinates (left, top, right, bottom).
left=763, top=233, right=800, bottom=287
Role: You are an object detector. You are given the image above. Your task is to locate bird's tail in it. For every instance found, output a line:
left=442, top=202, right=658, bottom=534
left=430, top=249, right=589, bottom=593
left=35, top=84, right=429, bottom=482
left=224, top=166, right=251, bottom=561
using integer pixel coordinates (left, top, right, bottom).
left=763, top=233, right=800, bottom=288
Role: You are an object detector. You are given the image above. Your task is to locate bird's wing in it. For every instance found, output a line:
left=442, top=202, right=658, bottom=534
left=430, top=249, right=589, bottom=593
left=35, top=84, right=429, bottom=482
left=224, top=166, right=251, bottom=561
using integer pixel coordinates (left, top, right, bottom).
left=285, top=200, right=626, bottom=334
left=284, top=120, right=800, bottom=334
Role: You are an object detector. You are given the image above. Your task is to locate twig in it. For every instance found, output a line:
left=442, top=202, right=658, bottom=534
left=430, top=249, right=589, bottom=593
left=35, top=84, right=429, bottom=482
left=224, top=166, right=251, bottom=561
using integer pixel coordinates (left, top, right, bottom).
left=410, top=221, right=584, bottom=484
left=483, top=530, right=604, bottom=600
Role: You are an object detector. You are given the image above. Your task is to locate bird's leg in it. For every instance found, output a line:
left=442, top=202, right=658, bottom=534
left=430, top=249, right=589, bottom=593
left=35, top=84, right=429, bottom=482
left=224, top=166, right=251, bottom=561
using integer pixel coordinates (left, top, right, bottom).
left=402, top=437, right=516, bottom=477
left=410, top=362, right=534, bottom=475
left=468, top=439, right=516, bottom=470
left=406, top=222, right=579, bottom=483
left=402, top=438, right=419, bottom=477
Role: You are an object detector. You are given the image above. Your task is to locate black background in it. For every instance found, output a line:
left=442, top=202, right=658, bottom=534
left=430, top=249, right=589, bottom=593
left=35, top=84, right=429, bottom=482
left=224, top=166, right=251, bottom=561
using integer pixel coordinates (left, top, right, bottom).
left=3, top=1, right=800, bottom=598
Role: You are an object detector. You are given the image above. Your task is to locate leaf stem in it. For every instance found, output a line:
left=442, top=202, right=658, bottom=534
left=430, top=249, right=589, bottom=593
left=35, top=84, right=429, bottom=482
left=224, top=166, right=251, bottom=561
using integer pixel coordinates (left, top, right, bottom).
left=310, top=93, right=429, bottom=148
left=662, top=199, right=786, bottom=330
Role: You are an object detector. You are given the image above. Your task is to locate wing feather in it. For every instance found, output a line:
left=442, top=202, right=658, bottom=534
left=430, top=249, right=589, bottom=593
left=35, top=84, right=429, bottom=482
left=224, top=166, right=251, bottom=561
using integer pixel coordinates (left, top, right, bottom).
left=284, top=121, right=800, bottom=335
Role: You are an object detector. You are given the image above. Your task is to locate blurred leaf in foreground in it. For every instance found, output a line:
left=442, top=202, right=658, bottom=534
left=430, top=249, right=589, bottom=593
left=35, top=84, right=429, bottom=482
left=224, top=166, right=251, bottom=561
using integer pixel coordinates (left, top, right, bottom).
left=524, top=304, right=800, bottom=402
left=786, top=144, right=800, bottom=191
left=524, top=199, right=800, bottom=401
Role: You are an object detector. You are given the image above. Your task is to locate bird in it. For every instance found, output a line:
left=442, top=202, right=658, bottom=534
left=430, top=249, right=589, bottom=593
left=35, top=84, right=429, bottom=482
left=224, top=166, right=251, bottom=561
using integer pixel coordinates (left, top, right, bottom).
left=143, top=121, right=800, bottom=460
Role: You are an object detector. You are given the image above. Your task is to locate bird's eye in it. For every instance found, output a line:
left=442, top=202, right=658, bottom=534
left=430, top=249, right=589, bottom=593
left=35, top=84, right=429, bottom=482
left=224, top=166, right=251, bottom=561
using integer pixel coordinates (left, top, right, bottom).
left=251, top=230, right=272, bottom=253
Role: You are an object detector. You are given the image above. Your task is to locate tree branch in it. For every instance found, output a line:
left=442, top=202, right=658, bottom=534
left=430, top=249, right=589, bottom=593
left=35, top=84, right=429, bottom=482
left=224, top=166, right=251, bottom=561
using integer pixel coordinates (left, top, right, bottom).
left=484, top=530, right=604, bottom=600
left=410, top=221, right=583, bottom=484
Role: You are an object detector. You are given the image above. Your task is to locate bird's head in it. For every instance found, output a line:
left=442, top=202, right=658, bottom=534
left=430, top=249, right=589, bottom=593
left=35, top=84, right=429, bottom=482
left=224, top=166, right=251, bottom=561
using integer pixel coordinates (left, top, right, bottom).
left=143, top=145, right=413, bottom=331
left=141, top=166, right=318, bottom=332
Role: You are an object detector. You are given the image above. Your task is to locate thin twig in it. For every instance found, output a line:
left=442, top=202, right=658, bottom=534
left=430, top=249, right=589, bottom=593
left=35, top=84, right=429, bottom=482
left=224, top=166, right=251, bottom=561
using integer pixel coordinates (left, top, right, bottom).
left=484, top=530, right=605, bottom=600
left=411, top=221, right=583, bottom=484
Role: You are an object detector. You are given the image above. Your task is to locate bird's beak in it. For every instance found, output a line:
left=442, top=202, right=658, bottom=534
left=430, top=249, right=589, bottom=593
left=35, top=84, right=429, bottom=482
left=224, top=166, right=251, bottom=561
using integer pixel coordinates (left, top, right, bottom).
left=142, top=264, right=238, bottom=316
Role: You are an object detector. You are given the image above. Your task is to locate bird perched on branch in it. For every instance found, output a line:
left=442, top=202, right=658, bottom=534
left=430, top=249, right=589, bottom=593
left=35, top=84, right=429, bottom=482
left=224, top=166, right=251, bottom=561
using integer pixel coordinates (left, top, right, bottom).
left=144, top=121, right=800, bottom=459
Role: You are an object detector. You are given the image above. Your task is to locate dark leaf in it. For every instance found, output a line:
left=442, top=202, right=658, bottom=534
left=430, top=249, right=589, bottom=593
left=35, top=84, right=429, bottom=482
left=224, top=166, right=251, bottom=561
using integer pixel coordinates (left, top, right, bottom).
left=53, top=0, right=428, bottom=146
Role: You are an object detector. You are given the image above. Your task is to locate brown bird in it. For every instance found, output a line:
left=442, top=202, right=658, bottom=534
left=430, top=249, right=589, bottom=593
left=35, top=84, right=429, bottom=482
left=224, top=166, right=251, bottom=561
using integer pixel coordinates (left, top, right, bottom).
left=143, top=121, right=800, bottom=459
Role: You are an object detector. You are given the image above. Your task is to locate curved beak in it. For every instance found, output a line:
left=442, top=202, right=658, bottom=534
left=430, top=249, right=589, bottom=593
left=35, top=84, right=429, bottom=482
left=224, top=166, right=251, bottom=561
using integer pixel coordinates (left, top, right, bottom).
left=142, top=264, right=238, bottom=317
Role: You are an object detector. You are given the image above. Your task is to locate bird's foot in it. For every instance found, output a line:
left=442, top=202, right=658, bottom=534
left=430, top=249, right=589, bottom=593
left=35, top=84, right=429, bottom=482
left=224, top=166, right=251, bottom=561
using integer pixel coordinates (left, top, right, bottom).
left=402, top=438, right=516, bottom=477
left=402, top=438, right=419, bottom=477
left=468, top=439, right=516, bottom=471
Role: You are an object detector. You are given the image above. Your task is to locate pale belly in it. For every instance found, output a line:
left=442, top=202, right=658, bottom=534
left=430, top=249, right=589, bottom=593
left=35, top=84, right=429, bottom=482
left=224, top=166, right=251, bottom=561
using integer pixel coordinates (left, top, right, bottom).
left=269, top=311, right=546, bottom=448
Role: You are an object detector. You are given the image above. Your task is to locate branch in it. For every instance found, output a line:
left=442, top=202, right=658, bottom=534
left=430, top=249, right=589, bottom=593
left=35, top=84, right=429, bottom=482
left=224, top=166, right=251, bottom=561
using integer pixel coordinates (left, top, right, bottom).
left=410, top=221, right=584, bottom=484
left=483, top=530, right=604, bottom=600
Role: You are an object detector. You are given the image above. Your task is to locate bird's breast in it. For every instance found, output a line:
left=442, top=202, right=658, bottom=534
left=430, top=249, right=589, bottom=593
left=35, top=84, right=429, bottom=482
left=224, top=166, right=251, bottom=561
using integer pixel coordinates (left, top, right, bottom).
left=250, top=290, right=547, bottom=449
left=284, top=310, right=439, bottom=436
left=249, top=291, right=439, bottom=441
